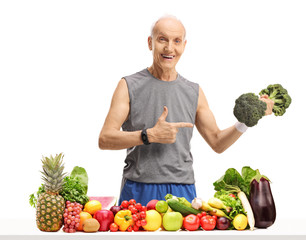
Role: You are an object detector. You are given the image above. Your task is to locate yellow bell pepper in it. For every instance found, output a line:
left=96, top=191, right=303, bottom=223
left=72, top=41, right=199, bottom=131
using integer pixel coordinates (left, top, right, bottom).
left=114, top=210, right=133, bottom=231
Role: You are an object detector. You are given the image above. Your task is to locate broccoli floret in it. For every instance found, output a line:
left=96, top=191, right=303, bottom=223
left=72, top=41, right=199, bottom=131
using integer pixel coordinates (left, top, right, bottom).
left=234, top=93, right=267, bottom=127
left=259, top=84, right=292, bottom=116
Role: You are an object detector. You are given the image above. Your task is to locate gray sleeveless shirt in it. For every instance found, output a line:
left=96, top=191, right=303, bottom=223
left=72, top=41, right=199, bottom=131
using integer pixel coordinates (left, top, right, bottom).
left=122, top=68, right=199, bottom=184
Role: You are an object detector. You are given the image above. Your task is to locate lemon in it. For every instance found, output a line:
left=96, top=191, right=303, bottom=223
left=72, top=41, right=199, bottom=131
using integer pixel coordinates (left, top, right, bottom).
left=143, top=210, right=162, bottom=231
left=84, top=200, right=102, bottom=215
left=156, top=200, right=168, bottom=213
left=233, top=214, right=248, bottom=230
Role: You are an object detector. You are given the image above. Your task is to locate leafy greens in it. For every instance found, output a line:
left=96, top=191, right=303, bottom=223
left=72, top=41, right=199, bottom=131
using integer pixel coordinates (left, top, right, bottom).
left=29, top=166, right=89, bottom=207
left=213, top=166, right=257, bottom=197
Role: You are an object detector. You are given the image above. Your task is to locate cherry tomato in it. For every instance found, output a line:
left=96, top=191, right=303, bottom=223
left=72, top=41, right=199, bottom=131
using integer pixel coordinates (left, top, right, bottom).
left=121, top=200, right=129, bottom=208
left=110, top=223, right=119, bottom=232
left=200, top=215, right=216, bottom=231
left=127, top=226, right=133, bottom=232
left=197, top=213, right=202, bottom=219
left=229, top=194, right=236, bottom=198
left=129, top=199, right=136, bottom=205
left=136, top=220, right=142, bottom=227
left=201, top=212, right=207, bottom=217
left=132, top=214, right=138, bottom=222
left=140, top=211, right=146, bottom=219
left=212, top=215, right=218, bottom=220
left=131, top=207, right=138, bottom=214
left=183, top=214, right=200, bottom=231
left=135, top=203, right=142, bottom=210
left=133, top=224, right=139, bottom=231
left=141, top=206, right=147, bottom=212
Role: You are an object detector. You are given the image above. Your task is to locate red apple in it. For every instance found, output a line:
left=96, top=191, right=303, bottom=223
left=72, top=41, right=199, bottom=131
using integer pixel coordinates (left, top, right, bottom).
left=146, top=199, right=159, bottom=210
left=94, top=210, right=114, bottom=231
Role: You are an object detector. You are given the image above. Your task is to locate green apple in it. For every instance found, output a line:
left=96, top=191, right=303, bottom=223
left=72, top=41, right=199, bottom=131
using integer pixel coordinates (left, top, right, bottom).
left=162, top=212, right=183, bottom=231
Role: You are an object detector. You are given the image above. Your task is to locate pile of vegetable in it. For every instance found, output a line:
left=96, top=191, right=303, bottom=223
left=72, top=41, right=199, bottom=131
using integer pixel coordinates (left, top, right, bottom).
left=29, top=166, right=89, bottom=207
left=30, top=159, right=276, bottom=232
left=60, top=166, right=89, bottom=205
left=234, top=84, right=292, bottom=127
left=213, top=166, right=276, bottom=229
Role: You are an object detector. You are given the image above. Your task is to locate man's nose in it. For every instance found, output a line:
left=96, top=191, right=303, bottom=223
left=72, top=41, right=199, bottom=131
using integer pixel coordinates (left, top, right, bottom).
left=165, top=41, right=174, bottom=52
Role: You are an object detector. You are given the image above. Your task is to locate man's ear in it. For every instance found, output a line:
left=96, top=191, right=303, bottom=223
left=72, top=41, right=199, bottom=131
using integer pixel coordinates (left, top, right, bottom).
left=148, top=36, right=152, bottom=51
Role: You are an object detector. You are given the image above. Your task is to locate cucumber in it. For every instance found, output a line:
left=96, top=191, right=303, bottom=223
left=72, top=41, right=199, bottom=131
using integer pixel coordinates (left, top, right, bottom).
left=167, top=199, right=201, bottom=216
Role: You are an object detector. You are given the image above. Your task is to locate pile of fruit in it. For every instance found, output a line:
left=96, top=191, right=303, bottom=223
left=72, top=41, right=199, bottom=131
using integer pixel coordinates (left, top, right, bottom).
left=30, top=154, right=276, bottom=232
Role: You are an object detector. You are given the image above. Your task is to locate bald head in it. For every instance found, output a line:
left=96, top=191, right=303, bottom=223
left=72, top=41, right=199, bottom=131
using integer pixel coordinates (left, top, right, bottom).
left=150, top=15, right=186, bottom=40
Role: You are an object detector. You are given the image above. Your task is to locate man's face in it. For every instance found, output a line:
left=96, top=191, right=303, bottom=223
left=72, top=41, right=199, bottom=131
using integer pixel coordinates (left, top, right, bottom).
left=148, top=18, right=186, bottom=71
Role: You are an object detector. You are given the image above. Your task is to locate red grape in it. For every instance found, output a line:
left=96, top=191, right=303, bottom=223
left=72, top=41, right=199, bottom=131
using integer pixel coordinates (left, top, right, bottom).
left=63, top=201, right=82, bottom=233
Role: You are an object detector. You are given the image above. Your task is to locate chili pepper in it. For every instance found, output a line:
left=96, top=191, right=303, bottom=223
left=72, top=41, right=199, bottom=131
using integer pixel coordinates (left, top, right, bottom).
left=114, top=210, right=134, bottom=231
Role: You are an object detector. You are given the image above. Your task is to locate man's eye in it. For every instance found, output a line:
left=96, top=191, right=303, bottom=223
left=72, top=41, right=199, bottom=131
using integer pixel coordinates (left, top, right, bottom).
left=175, top=39, right=181, bottom=43
left=159, top=37, right=166, bottom=41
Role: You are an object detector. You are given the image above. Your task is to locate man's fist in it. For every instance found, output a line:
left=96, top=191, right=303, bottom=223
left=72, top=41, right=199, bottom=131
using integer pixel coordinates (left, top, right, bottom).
left=260, top=95, right=275, bottom=116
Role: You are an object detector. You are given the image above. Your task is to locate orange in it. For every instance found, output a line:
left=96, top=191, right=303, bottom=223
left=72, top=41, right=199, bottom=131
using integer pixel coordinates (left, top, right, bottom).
left=77, top=211, right=92, bottom=231
left=83, top=200, right=102, bottom=215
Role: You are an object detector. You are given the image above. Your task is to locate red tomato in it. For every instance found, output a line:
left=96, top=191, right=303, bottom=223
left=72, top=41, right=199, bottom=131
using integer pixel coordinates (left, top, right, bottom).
left=127, top=226, right=133, bottom=232
left=129, top=199, right=136, bottom=205
left=140, top=219, right=147, bottom=226
left=131, top=207, right=138, bottom=214
left=229, top=194, right=236, bottom=198
left=110, top=223, right=119, bottom=232
left=201, top=212, right=207, bottom=217
left=183, top=214, right=200, bottom=231
left=135, top=203, right=142, bottom=210
left=200, top=215, right=216, bottom=231
left=128, top=205, right=134, bottom=211
left=140, top=211, right=146, bottom=219
left=133, top=224, right=139, bottom=231
left=121, top=200, right=129, bottom=208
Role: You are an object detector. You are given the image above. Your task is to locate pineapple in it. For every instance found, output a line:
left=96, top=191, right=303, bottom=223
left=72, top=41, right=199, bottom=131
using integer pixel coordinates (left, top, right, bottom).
left=36, top=153, right=67, bottom=232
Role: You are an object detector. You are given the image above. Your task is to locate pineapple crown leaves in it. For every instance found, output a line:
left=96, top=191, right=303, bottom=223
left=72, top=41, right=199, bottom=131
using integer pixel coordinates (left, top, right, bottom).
left=40, top=153, right=67, bottom=193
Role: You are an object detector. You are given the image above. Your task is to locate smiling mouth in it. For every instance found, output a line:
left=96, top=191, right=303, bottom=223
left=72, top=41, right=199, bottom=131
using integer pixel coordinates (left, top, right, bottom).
left=161, top=54, right=175, bottom=59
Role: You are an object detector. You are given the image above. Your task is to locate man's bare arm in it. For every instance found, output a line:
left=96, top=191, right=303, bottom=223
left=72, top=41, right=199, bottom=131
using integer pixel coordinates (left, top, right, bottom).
left=195, top=87, right=243, bottom=153
left=99, top=78, right=143, bottom=150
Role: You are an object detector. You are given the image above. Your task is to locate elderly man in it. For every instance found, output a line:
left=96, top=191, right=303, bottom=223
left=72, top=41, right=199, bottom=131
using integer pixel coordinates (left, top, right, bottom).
left=99, top=15, right=274, bottom=205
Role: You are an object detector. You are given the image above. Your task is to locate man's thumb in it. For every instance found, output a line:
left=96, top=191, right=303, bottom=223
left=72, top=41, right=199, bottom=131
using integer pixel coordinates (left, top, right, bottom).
left=159, top=106, right=168, bottom=121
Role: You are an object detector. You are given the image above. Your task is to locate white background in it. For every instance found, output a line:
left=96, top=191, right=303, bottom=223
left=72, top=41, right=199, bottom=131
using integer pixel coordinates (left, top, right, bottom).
left=1, top=0, right=305, bottom=223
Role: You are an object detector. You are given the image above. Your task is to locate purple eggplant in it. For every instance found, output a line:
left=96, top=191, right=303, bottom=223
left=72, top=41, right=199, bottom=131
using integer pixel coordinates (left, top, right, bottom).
left=249, top=172, right=276, bottom=228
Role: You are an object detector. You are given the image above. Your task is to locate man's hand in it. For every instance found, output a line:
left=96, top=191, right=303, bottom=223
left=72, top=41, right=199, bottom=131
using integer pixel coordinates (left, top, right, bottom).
left=147, top=106, right=193, bottom=144
left=260, top=95, right=275, bottom=116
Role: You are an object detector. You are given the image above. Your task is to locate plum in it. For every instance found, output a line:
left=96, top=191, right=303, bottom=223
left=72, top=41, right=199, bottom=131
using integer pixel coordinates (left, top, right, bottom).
left=216, top=217, right=231, bottom=230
